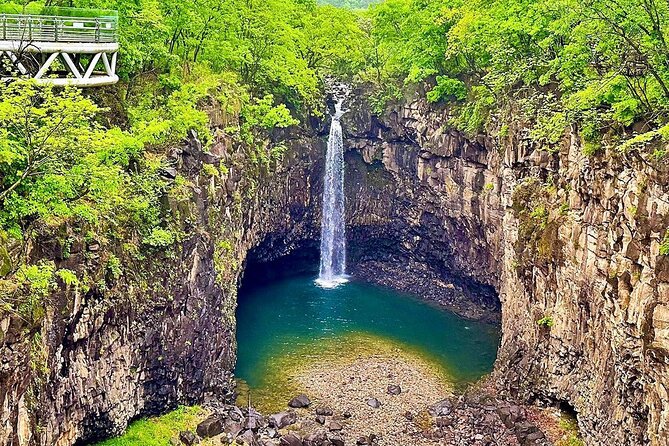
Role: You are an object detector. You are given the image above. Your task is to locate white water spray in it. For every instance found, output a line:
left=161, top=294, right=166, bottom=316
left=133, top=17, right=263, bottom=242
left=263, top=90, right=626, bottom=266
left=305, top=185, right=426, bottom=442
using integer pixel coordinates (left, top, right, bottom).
left=316, top=96, right=348, bottom=289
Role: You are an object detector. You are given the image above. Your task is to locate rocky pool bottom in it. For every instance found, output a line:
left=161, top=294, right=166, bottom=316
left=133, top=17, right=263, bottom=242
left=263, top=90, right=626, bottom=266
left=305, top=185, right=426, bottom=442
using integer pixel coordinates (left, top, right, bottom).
left=94, top=276, right=582, bottom=446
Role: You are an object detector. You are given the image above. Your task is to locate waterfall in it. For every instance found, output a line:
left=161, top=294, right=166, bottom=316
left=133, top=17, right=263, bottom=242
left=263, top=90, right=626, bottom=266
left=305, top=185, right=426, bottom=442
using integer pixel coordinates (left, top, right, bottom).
left=316, top=98, right=348, bottom=289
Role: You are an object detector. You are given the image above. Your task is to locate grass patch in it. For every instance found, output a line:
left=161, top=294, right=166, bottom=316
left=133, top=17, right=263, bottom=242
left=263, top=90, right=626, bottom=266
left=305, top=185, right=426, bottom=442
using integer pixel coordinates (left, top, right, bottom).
left=556, top=413, right=584, bottom=446
left=94, top=406, right=207, bottom=446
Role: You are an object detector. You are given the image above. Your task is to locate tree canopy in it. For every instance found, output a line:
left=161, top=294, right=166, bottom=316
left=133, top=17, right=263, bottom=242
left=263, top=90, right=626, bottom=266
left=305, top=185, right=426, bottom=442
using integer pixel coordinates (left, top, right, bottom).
left=318, top=0, right=378, bottom=8
left=363, top=0, right=669, bottom=158
left=0, top=0, right=369, bottom=318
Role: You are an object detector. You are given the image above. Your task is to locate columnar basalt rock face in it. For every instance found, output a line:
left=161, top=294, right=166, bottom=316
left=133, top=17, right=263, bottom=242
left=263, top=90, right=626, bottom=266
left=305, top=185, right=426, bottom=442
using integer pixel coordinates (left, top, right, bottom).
left=340, top=91, right=504, bottom=321
left=497, top=139, right=669, bottom=446
left=339, top=89, right=669, bottom=446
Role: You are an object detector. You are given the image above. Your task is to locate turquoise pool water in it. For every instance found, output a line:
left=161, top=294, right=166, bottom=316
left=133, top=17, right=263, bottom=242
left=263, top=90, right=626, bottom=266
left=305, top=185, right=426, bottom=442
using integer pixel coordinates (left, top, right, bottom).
left=235, top=274, right=500, bottom=391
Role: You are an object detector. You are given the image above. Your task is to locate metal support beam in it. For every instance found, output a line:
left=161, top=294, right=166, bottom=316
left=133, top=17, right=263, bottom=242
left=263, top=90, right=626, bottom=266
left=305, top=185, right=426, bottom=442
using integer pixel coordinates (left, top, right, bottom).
left=60, top=52, right=81, bottom=78
left=34, top=51, right=59, bottom=79
left=83, top=52, right=101, bottom=79
left=1, top=48, right=119, bottom=86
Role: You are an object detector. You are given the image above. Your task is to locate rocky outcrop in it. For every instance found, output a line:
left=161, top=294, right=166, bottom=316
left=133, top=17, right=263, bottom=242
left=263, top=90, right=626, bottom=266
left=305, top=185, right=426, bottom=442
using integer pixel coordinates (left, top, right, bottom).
left=339, top=95, right=502, bottom=322
left=175, top=391, right=551, bottom=446
left=0, top=143, right=240, bottom=444
left=338, top=87, right=669, bottom=446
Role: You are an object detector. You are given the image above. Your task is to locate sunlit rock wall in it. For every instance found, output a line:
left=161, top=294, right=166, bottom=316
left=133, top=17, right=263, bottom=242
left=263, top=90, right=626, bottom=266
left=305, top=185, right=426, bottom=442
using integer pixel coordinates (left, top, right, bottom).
left=341, top=86, right=669, bottom=446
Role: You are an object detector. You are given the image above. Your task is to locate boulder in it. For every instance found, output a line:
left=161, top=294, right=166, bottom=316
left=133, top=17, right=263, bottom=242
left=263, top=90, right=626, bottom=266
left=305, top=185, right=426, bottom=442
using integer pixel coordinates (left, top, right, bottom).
left=303, top=431, right=328, bottom=446
left=356, top=434, right=378, bottom=445
left=288, top=394, right=311, bottom=408
left=224, top=420, right=243, bottom=437
left=279, top=433, right=303, bottom=446
left=329, top=434, right=345, bottom=446
left=515, top=421, right=538, bottom=436
left=178, top=431, right=200, bottom=445
left=327, top=421, right=343, bottom=431
left=355, top=434, right=378, bottom=445
left=387, top=385, right=402, bottom=395
left=428, top=399, right=453, bottom=416
left=525, top=430, right=546, bottom=442
left=229, top=406, right=244, bottom=422
left=268, top=411, right=297, bottom=429
left=315, top=415, right=326, bottom=425
left=366, top=398, right=381, bottom=409
left=245, top=414, right=262, bottom=431
left=515, top=420, right=547, bottom=445
left=159, top=167, right=178, bottom=179
left=196, top=414, right=224, bottom=438
left=238, top=429, right=259, bottom=446
left=315, top=407, right=333, bottom=416
left=435, top=416, right=453, bottom=428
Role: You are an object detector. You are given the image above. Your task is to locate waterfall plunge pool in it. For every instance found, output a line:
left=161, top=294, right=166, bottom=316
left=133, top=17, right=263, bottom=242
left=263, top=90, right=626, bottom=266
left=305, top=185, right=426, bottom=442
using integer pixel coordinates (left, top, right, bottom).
left=235, top=273, right=501, bottom=412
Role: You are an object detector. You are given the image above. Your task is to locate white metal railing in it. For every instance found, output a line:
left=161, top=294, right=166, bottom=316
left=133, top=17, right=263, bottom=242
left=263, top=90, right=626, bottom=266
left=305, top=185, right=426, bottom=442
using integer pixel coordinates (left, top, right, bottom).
left=0, top=13, right=118, bottom=43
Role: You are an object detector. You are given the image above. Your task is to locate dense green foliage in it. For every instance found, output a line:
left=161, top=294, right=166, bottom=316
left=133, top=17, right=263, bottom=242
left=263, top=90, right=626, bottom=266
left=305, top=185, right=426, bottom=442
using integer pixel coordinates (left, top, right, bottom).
left=319, top=0, right=377, bottom=8
left=363, top=0, right=669, bottom=156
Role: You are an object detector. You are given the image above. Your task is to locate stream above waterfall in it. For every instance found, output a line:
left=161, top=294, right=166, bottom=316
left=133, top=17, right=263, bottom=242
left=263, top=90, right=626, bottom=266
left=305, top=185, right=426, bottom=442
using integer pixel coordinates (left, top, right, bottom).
left=235, top=274, right=501, bottom=412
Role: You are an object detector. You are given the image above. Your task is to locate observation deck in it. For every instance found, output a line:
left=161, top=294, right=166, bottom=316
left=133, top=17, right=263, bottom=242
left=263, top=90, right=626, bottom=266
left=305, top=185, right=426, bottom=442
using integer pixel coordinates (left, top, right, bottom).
left=0, top=6, right=119, bottom=86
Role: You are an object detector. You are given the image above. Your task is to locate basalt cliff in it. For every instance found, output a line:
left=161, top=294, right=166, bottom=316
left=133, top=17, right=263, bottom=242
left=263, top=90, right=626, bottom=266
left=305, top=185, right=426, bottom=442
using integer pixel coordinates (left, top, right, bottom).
left=341, top=88, right=669, bottom=446
left=1, top=88, right=668, bottom=446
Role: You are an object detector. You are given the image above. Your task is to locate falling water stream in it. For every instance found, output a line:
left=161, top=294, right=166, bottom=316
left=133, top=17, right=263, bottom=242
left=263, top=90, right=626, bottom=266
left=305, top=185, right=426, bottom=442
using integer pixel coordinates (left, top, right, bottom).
left=316, top=97, right=348, bottom=288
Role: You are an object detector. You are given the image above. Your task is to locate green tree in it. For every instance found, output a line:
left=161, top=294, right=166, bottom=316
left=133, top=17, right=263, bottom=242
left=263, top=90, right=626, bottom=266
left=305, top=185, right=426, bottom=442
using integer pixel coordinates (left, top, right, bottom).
left=0, top=81, right=148, bottom=240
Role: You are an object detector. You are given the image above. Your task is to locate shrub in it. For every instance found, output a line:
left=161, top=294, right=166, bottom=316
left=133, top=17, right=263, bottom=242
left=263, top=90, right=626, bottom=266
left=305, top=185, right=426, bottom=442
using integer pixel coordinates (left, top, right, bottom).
left=427, top=76, right=467, bottom=103
left=106, top=255, right=123, bottom=280
left=660, top=231, right=669, bottom=256
left=143, top=228, right=175, bottom=248
left=537, top=316, right=555, bottom=328
left=56, top=269, right=79, bottom=287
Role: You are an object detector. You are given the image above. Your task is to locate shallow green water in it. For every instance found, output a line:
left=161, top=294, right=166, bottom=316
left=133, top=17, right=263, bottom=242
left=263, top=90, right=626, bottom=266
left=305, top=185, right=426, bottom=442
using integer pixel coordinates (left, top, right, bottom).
left=235, top=274, right=501, bottom=391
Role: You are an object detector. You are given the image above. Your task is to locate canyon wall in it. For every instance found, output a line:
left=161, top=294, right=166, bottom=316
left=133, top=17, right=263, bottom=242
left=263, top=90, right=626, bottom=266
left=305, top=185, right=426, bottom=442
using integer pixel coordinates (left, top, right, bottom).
left=0, top=128, right=325, bottom=446
left=339, top=88, right=669, bottom=446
